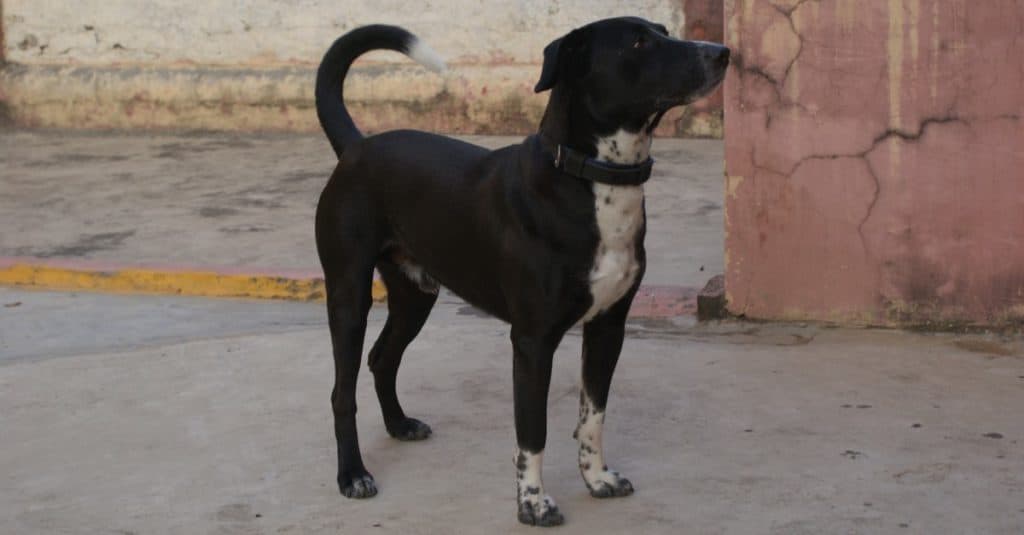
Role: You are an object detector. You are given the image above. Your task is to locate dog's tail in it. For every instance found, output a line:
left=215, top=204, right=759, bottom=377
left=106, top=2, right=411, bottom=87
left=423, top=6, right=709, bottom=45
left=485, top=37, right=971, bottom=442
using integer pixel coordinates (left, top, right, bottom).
left=315, top=25, right=446, bottom=159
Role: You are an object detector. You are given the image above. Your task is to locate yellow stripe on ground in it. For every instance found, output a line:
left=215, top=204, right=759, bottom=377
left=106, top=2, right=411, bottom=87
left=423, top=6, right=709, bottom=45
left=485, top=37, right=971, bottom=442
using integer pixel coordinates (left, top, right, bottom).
left=0, top=264, right=387, bottom=302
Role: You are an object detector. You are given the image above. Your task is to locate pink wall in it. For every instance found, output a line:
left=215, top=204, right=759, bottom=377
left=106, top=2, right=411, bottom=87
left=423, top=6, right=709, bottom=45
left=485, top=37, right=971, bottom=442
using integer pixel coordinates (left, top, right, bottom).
left=723, top=0, right=1024, bottom=327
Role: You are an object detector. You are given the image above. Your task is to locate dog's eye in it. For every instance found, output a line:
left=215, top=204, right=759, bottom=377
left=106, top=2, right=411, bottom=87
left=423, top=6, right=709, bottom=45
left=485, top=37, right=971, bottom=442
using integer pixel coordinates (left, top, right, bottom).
left=633, top=35, right=650, bottom=49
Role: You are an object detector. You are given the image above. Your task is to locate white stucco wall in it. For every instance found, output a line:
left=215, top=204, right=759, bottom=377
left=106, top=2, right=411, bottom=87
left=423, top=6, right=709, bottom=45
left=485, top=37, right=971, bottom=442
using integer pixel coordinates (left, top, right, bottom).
left=4, top=0, right=683, bottom=66
left=1, top=1, right=726, bottom=136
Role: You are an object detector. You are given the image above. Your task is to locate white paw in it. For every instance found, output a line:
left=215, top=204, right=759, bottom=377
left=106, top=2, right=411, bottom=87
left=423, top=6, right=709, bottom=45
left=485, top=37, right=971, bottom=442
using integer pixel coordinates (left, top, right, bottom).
left=517, top=492, right=564, bottom=526
left=581, top=464, right=634, bottom=498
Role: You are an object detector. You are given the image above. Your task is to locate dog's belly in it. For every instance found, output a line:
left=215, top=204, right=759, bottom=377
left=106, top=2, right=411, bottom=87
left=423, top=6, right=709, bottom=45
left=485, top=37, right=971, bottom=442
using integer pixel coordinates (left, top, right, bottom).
left=583, top=183, right=643, bottom=321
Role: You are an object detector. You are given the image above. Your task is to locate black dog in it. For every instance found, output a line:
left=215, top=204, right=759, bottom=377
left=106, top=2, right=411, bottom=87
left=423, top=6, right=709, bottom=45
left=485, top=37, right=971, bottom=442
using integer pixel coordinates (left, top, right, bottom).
left=314, top=17, right=728, bottom=526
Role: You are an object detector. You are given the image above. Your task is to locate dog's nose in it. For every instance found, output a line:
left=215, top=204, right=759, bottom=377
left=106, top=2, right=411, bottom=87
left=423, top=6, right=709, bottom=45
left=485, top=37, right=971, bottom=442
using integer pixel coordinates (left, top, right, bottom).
left=699, top=44, right=730, bottom=68
left=716, top=47, right=731, bottom=68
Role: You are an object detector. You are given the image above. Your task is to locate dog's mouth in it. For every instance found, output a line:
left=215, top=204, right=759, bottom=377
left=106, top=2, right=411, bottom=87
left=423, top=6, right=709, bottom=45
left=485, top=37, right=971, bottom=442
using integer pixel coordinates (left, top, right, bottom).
left=654, top=76, right=726, bottom=110
left=677, top=64, right=728, bottom=106
left=687, top=74, right=727, bottom=104
left=653, top=61, right=728, bottom=110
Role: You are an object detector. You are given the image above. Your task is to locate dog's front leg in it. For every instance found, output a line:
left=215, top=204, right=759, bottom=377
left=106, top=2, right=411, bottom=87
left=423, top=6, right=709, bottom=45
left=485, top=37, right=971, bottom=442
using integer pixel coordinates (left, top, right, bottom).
left=576, top=297, right=635, bottom=498
left=511, top=328, right=565, bottom=527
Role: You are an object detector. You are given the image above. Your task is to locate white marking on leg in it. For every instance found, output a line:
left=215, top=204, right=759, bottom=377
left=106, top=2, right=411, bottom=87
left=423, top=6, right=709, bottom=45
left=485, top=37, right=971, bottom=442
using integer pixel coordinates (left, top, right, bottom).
left=583, top=128, right=649, bottom=321
left=575, top=390, right=633, bottom=496
left=514, top=450, right=562, bottom=524
left=407, top=37, right=447, bottom=72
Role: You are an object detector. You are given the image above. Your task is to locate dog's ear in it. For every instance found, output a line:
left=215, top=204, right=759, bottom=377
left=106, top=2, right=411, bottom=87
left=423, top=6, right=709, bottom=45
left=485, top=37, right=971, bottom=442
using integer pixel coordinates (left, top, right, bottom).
left=534, top=29, right=588, bottom=93
left=534, top=35, right=567, bottom=93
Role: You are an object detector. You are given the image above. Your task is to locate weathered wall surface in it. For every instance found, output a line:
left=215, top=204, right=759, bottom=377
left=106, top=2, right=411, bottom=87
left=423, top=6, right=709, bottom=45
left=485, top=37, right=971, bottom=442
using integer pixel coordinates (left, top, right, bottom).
left=0, top=1, right=5, bottom=64
left=0, top=0, right=723, bottom=136
left=724, top=0, right=1024, bottom=327
left=681, top=0, right=725, bottom=136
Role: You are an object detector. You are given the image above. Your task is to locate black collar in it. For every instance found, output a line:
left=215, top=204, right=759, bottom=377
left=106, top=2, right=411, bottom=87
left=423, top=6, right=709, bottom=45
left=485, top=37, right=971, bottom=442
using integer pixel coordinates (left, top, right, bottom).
left=544, top=142, right=654, bottom=186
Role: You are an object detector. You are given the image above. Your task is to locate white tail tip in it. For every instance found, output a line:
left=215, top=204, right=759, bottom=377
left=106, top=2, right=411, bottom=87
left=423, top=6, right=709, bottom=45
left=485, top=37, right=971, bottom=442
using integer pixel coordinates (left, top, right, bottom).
left=408, top=37, right=447, bottom=73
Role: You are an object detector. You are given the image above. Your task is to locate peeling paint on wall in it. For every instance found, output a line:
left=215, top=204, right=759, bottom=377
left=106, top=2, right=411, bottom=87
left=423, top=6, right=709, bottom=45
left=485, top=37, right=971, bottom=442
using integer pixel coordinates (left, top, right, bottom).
left=887, top=0, right=905, bottom=185
left=835, top=0, right=857, bottom=34
left=929, top=1, right=939, bottom=101
left=908, top=0, right=920, bottom=66
left=0, top=1, right=6, bottom=64
left=888, top=0, right=905, bottom=131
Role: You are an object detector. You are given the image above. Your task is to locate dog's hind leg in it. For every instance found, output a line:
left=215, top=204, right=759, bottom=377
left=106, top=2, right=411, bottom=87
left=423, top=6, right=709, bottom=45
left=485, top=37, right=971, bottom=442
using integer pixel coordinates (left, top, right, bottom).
left=576, top=294, right=635, bottom=499
left=368, top=260, right=438, bottom=441
left=320, top=238, right=378, bottom=498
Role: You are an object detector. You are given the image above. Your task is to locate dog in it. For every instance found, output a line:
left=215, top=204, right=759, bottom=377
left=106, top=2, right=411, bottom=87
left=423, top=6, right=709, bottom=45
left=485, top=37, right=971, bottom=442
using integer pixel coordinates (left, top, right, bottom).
left=313, top=17, right=729, bottom=526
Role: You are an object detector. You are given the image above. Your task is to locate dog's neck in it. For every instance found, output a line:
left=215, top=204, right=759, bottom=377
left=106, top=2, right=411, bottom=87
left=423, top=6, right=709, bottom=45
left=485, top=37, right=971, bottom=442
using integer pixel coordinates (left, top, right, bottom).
left=538, top=84, right=656, bottom=167
left=593, top=128, right=652, bottom=165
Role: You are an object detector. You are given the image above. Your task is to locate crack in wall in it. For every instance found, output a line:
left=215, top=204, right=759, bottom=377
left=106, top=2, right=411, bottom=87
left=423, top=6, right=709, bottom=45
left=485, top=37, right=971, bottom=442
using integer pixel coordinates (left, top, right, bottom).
left=732, top=1, right=816, bottom=128
left=729, top=0, right=1024, bottom=324
left=750, top=110, right=974, bottom=258
left=870, top=114, right=965, bottom=144
left=732, top=54, right=812, bottom=129
left=770, top=0, right=816, bottom=94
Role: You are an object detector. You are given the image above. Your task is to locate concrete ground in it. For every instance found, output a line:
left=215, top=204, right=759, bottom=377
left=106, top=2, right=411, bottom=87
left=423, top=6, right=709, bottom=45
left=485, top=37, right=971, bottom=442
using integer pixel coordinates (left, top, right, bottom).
left=2, top=288, right=1023, bottom=534
left=2, top=130, right=1023, bottom=534
left=0, top=130, right=724, bottom=288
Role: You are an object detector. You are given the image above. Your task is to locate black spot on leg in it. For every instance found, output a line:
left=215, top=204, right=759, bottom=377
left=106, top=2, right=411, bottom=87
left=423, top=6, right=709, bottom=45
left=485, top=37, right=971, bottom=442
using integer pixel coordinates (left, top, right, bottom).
left=515, top=451, right=529, bottom=481
left=605, top=196, right=612, bottom=205
left=524, top=486, right=540, bottom=495
left=515, top=452, right=527, bottom=472
left=581, top=462, right=591, bottom=470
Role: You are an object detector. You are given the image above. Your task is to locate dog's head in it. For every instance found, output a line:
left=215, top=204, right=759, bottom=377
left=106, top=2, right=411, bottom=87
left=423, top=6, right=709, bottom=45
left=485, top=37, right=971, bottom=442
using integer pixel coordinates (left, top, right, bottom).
left=535, top=17, right=729, bottom=130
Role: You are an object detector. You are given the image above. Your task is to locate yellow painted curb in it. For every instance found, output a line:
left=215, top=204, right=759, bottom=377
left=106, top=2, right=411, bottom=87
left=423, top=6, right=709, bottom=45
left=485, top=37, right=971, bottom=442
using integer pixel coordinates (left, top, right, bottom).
left=0, top=264, right=388, bottom=302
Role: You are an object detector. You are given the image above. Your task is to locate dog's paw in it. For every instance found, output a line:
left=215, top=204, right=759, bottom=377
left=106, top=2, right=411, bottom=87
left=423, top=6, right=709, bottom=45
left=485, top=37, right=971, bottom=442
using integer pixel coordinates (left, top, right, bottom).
left=517, top=494, right=564, bottom=527
left=386, top=417, right=432, bottom=441
left=585, top=469, right=634, bottom=499
left=338, top=470, right=377, bottom=499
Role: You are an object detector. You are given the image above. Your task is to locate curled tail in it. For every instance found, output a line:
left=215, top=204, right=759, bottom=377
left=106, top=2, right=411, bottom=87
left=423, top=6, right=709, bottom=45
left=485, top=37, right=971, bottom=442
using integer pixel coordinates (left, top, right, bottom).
left=315, top=25, right=446, bottom=159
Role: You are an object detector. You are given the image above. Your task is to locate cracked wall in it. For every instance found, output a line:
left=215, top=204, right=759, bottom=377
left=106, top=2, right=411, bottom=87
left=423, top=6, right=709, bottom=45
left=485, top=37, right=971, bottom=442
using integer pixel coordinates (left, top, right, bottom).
left=0, top=0, right=722, bottom=136
left=724, top=0, right=1024, bottom=327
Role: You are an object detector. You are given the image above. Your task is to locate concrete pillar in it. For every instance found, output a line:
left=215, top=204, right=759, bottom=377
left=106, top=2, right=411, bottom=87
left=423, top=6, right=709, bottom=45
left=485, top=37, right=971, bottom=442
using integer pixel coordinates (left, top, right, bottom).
left=724, top=0, right=1024, bottom=327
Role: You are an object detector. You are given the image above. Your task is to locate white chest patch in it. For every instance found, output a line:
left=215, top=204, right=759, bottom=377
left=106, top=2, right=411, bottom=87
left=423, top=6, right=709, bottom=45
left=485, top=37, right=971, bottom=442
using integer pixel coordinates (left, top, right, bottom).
left=582, top=128, right=651, bottom=322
